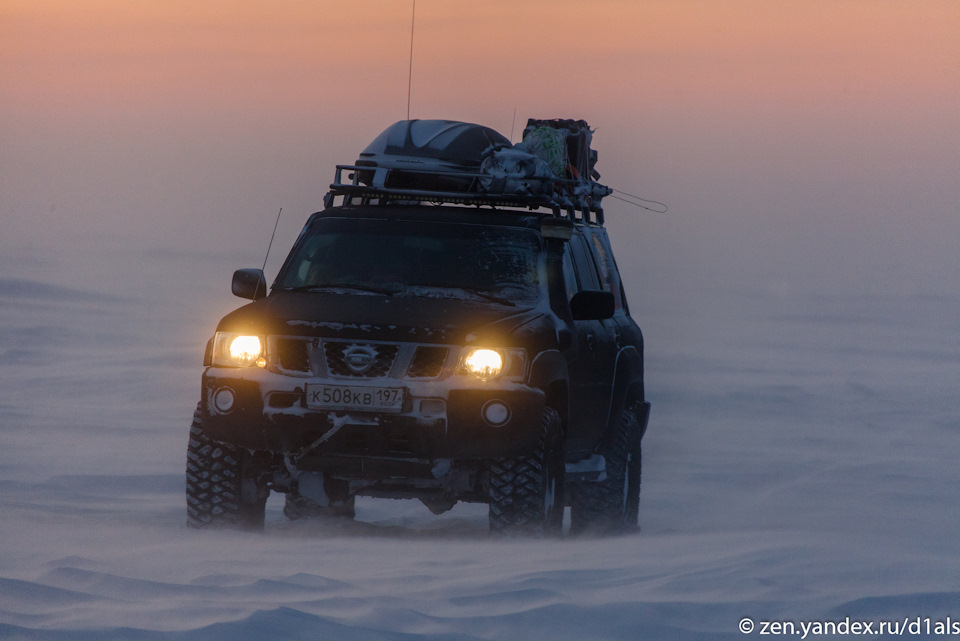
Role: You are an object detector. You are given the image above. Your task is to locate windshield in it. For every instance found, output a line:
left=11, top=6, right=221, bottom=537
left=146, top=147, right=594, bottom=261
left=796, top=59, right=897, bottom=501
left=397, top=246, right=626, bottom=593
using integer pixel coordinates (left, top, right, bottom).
left=275, top=218, right=544, bottom=302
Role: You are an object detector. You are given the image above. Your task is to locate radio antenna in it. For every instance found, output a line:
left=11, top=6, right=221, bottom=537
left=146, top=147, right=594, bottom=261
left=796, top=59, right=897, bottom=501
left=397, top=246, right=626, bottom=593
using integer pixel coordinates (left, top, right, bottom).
left=406, top=0, right=416, bottom=119
left=260, top=208, right=283, bottom=297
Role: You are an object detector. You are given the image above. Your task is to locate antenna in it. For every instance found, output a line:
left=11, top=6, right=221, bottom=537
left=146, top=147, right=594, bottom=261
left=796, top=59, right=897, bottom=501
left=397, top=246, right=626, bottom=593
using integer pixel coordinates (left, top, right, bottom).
left=407, top=0, right=416, bottom=119
left=609, top=190, right=669, bottom=214
left=258, top=207, right=282, bottom=298
left=509, top=107, right=518, bottom=142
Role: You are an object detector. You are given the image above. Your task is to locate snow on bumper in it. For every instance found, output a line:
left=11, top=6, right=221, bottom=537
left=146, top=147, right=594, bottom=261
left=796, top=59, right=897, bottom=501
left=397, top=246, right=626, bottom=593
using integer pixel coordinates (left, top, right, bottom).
left=199, top=368, right=546, bottom=461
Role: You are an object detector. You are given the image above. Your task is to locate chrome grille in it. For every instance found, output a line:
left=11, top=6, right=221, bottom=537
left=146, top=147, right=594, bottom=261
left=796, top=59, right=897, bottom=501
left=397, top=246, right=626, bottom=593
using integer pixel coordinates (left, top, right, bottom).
left=323, top=342, right=398, bottom=378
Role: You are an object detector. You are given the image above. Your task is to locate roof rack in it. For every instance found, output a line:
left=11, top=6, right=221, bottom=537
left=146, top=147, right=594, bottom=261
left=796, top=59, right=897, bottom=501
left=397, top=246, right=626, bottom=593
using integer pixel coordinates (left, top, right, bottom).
left=325, top=164, right=609, bottom=225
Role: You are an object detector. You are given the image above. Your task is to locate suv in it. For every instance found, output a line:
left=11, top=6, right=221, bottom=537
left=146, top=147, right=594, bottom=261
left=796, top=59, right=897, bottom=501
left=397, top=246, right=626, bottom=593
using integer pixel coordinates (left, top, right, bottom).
left=186, top=119, right=650, bottom=535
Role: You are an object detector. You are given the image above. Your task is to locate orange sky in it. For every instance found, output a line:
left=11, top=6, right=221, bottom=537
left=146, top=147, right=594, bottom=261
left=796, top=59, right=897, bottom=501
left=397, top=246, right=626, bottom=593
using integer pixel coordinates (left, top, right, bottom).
left=2, top=1, right=958, bottom=295
left=5, top=1, right=956, bottom=127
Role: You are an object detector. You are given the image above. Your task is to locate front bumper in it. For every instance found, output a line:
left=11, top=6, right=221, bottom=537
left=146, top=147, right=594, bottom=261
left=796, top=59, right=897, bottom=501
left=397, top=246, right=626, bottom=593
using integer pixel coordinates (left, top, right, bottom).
left=199, top=368, right=546, bottom=464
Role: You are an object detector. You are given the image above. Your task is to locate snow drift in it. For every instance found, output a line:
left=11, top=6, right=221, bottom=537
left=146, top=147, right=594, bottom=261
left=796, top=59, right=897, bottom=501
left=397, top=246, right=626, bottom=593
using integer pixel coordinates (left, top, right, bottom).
left=1, top=245, right=958, bottom=640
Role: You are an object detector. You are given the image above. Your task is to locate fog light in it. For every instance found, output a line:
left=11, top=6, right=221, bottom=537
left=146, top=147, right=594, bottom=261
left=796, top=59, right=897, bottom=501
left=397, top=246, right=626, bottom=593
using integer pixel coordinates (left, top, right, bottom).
left=482, top=400, right=510, bottom=427
left=213, top=387, right=236, bottom=413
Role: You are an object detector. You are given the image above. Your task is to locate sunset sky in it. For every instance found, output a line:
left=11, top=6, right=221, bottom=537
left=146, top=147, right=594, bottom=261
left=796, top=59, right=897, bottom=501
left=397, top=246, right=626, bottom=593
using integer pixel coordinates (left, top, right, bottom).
left=2, top=1, right=958, bottom=302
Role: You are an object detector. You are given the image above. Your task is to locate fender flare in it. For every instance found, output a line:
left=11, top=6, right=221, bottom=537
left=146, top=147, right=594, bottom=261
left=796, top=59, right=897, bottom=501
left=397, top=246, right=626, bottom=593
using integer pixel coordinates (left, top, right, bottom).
left=605, top=345, right=648, bottom=442
left=528, top=349, right=570, bottom=428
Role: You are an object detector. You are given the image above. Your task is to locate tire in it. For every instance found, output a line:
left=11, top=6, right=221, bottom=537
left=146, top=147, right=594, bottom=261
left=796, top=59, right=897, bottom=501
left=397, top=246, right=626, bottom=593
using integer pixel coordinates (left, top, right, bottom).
left=185, top=406, right=267, bottom=530
left=570, top=403, right=642, bottom=535
left=488, top=406, right=565, bottom=536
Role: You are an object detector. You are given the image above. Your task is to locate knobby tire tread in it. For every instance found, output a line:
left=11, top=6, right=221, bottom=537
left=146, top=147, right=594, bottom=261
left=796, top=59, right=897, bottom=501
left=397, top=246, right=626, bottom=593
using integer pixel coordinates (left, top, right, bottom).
left=488, top=406, right=564, bottom=536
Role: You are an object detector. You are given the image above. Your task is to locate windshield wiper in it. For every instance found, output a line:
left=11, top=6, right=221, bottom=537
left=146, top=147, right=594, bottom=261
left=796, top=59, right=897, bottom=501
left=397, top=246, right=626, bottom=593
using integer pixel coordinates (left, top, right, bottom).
left=279, top=283, right=399, bottom=296
left=414, top=283, right=517, bottom=307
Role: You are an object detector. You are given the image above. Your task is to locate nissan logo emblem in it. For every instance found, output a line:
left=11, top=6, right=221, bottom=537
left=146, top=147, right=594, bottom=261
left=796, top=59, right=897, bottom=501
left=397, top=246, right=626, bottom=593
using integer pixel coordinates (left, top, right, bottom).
left=342, top=345, right=378, bottom=374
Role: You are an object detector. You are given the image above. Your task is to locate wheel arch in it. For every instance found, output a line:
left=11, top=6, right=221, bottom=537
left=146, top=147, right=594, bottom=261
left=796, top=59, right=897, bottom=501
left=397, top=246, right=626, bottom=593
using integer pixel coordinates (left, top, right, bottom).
left=528, top=349, right=569, bottom=433
left=606, top=346, right=647, bottom=441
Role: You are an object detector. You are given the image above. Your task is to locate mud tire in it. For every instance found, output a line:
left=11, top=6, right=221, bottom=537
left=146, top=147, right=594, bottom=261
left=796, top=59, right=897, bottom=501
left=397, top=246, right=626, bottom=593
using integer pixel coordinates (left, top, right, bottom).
left=570, top=404, right=642, bottom=535
left=488, top=406, right=565, bottom=536
left=185, top=406, right=267, bottom=530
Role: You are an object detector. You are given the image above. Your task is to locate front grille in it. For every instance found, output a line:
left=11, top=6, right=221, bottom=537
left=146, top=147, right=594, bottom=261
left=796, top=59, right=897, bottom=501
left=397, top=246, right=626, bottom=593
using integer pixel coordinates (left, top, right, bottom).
left=274, top=338, right=311, bottom=372
left=406, top=346, right=448, bottom=378
left=323, top=342, right=399, bottom=378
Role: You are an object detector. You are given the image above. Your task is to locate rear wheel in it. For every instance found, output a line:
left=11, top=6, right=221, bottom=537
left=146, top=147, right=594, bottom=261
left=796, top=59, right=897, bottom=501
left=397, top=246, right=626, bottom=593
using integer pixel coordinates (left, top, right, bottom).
left=570, top=403, right=642, bottom=534
left=185, top=406, right=268, bottom=530
left=488, top=406, right=565, bottom=536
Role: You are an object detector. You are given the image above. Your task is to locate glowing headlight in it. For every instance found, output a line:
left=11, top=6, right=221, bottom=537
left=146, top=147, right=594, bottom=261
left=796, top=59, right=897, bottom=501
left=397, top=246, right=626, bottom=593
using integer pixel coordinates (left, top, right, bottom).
left=461, top=348, right=504, bottom=380
left=229, top=336, right=262, bottom=365
left=212, top=332, right=266, bottom=367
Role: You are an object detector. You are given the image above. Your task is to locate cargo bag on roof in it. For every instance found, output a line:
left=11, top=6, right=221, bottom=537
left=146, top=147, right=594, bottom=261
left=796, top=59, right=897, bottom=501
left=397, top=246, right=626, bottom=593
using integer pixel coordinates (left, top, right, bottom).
left=480, top=118, right=610, bottom=210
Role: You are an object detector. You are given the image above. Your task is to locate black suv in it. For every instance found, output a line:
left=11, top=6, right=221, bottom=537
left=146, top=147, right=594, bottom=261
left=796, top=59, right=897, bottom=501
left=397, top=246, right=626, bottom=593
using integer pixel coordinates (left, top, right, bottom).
left=186, top=119, right=650, bottom=535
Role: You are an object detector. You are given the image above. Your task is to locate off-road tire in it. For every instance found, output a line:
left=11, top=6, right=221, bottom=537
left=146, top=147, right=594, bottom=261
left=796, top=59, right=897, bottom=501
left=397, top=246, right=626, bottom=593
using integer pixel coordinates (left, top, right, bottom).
left=488, top=406, right=564, bottom=536
left=185, top=406, right=267, bottom=530
left=570, top=403, right=642, bottom=535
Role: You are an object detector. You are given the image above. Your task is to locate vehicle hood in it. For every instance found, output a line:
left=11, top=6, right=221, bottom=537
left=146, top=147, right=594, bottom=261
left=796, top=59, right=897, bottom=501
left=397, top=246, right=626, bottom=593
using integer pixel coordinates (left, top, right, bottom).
left=216, top=290, right=556, bottom=347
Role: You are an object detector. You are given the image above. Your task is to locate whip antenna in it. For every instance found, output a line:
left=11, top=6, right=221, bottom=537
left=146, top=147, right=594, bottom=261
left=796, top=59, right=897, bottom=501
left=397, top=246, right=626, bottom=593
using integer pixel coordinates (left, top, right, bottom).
left=261, top=207, right=283, bottom=274
left=407, top=0, right=416, bottom=119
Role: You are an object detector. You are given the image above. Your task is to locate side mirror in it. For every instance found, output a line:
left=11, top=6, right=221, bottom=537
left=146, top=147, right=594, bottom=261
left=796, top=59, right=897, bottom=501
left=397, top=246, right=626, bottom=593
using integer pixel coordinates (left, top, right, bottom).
left=569, top=289, right=615, bottom=321
left=232, top=268, right=268, bottom=300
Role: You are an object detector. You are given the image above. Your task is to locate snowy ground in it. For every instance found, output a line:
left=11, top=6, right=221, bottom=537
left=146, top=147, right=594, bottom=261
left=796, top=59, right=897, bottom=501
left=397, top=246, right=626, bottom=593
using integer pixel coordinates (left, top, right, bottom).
left=1, top=243, right=958, bottom=640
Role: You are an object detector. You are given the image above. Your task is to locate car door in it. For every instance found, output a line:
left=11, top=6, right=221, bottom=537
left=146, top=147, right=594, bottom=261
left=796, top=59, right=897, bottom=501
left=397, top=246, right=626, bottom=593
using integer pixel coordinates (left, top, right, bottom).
left=563, top=229, right=618, bottom=452
left=584, top=226, right=644, bottom=358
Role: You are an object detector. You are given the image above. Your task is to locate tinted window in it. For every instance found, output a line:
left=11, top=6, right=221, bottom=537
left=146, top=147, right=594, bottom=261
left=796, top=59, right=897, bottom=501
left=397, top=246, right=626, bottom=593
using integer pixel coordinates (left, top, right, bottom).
left=586, top=229, right=623, bottom=310
left=276, top=218, right=543, bottom=301
left=569, top=234, right=600, bottom=291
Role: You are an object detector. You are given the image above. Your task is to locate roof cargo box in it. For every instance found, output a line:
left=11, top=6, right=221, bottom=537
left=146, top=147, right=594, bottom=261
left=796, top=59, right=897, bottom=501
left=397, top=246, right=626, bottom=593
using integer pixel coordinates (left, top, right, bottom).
left=355, top=120, right=510, bottom=192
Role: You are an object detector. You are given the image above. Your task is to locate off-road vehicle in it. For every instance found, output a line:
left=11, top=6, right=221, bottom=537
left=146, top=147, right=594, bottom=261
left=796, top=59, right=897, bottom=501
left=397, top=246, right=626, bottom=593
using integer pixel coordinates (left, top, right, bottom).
left=186, top=118, right=650, bottom=535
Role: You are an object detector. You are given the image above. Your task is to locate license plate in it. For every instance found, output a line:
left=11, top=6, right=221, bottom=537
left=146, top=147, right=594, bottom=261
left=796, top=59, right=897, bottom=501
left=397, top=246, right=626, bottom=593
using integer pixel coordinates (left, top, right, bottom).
left=305, top=384, right=404, bottom=412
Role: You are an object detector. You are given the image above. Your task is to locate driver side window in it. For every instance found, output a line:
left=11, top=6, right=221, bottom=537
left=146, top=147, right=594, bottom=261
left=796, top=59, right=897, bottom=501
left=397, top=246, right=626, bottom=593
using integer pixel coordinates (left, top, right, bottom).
left=562, top=233, right=603, bottom=299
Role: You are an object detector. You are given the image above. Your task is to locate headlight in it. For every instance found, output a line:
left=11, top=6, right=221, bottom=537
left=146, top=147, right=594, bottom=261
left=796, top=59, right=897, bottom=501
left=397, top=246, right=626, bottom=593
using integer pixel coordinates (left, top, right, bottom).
left=212, top=332, right=266, bottom=367
left=462, top=348, right=503, bottom=380
left=459, top=347, right=527, bottom=380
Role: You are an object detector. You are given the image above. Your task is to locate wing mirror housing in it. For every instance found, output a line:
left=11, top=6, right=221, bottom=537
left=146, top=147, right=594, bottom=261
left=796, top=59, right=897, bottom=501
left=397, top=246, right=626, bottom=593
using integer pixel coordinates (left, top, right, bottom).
left=569, top=289, right=615, bottom=321
left=232, top=268, right=268, bottom=300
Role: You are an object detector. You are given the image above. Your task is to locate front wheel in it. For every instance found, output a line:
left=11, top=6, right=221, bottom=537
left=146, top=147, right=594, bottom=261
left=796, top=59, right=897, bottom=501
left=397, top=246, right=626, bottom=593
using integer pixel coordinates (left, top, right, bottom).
left=488, top=406, right=565, bottom=536
left=185, top=406, right=268, bottom=530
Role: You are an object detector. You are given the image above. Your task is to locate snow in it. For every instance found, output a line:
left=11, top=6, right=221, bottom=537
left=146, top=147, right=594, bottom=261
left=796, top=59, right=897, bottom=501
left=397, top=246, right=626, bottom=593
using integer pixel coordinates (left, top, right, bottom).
left=1, top=244, right=958, bottom=640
